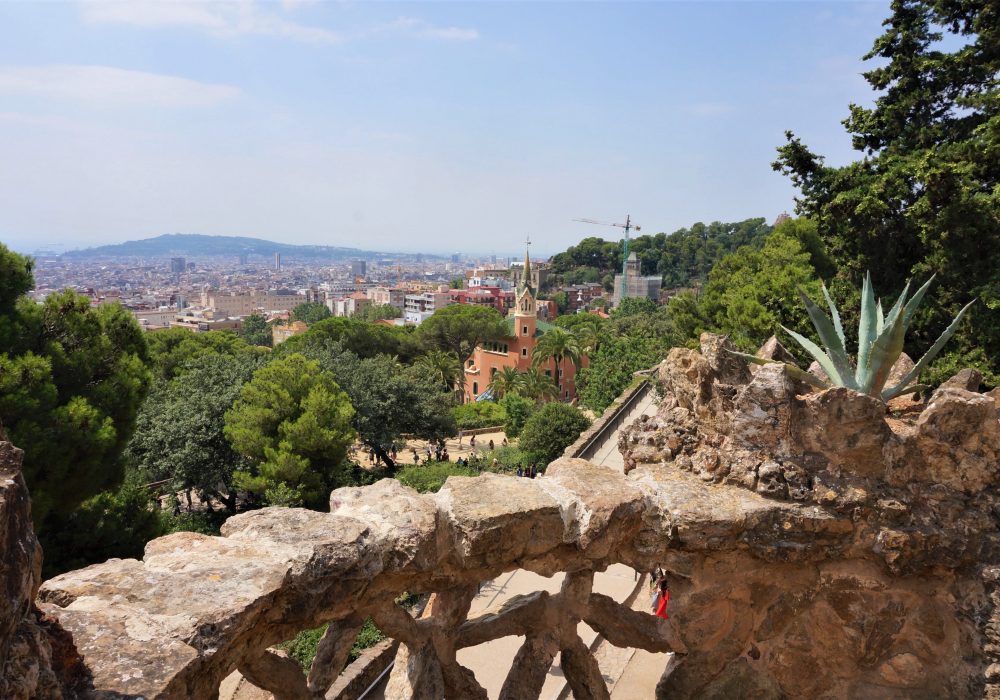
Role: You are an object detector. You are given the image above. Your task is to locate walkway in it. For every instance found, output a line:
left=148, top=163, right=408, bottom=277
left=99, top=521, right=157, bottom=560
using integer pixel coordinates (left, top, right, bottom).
left=588, top=389, right=658, bottom=472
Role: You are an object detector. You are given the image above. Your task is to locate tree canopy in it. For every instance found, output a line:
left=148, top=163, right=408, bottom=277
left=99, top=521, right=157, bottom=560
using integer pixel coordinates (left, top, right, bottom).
left=292, top=301, right=332, bottom=325
left=277, top=316, right=423, bottom=363
left=127, top=351, right=266, bottom=512
left=240, top=314, right=273, bottom=347
left=355, top=304, right=403, bottom=322
left=146, top=328, right=260, bottom=380
left=518, top=403, right=590, bottom=465
left=418, top=304, right=507, bottom=363
left=773, top=0, right=1000, bottom=381
left=322, top=352, right=457, bottom=466
left=0, top=250, right=151, bottom=528
left=224, top=353, right=355, bottom=507
left=549, top=218, right=773, bottom=291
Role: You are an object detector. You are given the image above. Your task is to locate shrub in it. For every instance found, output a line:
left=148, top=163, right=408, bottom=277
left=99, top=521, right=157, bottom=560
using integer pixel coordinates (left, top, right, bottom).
left=396, top=461, right=478, bottom=493
left=41, top=478, right=164, bottom=577
left=499, top=393, right=534, bottom=438
left=451, top=401, right=506, bottom=430
left=472, top=445, right=534, bottom=473
left=280, top=617, right=385, bottom=672
left=519, top=403, right=590, bottom=464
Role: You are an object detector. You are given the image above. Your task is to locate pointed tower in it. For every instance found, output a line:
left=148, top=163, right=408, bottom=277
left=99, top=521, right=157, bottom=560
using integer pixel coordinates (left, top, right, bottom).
left=514, top=246, right=537, bottom=348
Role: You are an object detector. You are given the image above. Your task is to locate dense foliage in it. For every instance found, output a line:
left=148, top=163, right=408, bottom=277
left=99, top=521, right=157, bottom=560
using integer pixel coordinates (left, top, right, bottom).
left=499, top=392, right=535, bottom=438
left=773, top=0, right=999, bottom=381
left=127, top=352, right=266, bottom=512
left=395, top=461, right=479, bottom=493
left=518, top=402, right=590, bottom=464
left=417, top=304, right=507, bottom=363
left=240, top=313, right=273, bottom=347
left=452, top=401, right=505, bottom=430
left=41, top=477, right=163, bottom=577
left=549, top=218, right=772, bottom=290
left=224, top=353, right=355, bottom=507
left=277, top=316, right=423, bottom=363
left=291, top=301, right=332, bottom=325
left=0, top=244, right=151, bottom=528
left=147, top=327, right=259, bottom=380
left=355, top=303, right=403, bottom=322
left=668, top=224, right=823, bottom=353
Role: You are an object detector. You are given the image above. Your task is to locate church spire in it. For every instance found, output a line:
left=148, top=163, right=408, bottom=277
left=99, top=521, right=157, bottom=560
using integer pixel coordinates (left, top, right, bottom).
left=521, top=234, right=532, bottom=289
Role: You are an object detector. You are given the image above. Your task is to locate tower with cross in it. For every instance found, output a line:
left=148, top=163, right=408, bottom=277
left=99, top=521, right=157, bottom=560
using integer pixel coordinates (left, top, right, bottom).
left=514, top=236, right=537, bottom=337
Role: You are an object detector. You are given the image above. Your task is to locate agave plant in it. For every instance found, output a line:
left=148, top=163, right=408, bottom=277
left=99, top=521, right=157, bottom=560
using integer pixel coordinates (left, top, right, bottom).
left=732, top=273, right=975, bottom=401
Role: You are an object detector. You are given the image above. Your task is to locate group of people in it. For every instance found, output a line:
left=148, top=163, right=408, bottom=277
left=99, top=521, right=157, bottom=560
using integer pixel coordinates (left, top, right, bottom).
left=515, top=464, right=540, bottom=478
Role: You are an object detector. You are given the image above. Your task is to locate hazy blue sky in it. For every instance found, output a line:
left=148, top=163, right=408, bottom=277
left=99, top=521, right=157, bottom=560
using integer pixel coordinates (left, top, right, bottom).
left=0, top=1, right=890, bottom=255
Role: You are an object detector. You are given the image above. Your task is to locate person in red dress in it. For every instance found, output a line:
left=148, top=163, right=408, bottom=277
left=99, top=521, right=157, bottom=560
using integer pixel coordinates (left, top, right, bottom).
left=653, top=576, right=670, bottom=619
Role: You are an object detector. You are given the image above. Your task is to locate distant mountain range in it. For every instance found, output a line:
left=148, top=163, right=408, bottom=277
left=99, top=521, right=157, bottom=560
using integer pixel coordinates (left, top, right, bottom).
left=62, top=233, right=413, bottom=260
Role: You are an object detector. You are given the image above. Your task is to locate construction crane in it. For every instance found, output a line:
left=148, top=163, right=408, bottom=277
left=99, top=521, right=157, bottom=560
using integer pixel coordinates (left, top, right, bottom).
left=573, top=215, right=641, bottom=276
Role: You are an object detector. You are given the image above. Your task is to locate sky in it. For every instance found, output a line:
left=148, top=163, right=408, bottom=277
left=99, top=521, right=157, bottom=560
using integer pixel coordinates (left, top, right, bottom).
left=0, top=1, right=891, bottom=256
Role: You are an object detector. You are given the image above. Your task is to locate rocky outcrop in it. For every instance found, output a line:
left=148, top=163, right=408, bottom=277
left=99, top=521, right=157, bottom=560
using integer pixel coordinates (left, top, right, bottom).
left=620, top=334, right=1000, bottom=697
left=0, top=439, right=75, bottom=700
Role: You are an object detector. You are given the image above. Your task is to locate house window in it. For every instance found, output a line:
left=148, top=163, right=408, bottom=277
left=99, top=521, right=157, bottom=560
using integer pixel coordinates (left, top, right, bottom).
left=491, top=367, right=497, bottom=377
left=522, top=325, right=528, bottom=336
left=468, top=359, right=474, bottom=367
left=558, top=368, right=563, bottom=377
left=545, top=370, right=551, bottom=377
left=473, top=382, right=478, bottom=395
left=521, top=348, right=528, bottom=357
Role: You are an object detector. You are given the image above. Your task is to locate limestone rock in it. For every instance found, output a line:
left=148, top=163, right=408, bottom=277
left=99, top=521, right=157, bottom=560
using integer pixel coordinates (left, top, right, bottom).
left=0, top=440, right=65, bottom=700
left=751, top=336, right=797, bottom=376
left=807, top=360, right=830, bottom=384
left=699, top=332, right=751, bottom=385
left=939, top=367, right=983, bottom=392
left=886, top=352, right=916, bottom=389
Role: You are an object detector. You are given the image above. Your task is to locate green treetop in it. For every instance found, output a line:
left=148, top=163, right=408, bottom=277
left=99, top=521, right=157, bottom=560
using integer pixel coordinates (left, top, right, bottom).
left=224, top=353, right=355, bottom=507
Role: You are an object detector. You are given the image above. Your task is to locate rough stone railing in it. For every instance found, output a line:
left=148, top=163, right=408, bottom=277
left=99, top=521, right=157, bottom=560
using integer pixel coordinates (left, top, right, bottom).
left=35, top=458, right=698, bottom=699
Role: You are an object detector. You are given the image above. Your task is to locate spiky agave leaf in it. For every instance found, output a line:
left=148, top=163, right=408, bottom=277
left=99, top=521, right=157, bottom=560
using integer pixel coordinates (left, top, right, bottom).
left=797, top=286, right=855, bottom=390
left=882, top=278, right=912, bottom=331
left=781, top=325, right=847, bottom=386
left=821, top=283, right=846, bottom=352
left=862, top=306, right=908, bottom=395
left=856, top=272, right=878, bottom=387
left=901, top=274, right=936, bottom=331
left=727, top=351, right=830, bottom=390
left=882, top=299, right=976, bottom=400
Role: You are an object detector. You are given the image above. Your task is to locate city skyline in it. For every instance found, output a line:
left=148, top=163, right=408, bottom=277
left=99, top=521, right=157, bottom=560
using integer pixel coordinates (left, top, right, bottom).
left=1, top=1, right=889, bottom=254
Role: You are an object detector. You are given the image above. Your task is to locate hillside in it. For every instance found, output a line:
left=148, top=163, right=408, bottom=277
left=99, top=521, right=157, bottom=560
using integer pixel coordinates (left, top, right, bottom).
left=63, top=233, right=386, bottom=260
left=548, top=217, right=772, bottom=290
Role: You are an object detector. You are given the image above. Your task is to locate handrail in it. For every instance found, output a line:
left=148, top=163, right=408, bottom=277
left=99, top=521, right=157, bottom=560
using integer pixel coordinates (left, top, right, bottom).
left=568, top=376, right=654, bottom=461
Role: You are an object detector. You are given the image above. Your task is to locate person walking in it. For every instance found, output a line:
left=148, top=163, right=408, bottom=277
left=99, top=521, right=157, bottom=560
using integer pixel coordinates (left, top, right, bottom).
left=457, top=429, right=464, bottom=448
left=652, top=576, right=670, bottom=619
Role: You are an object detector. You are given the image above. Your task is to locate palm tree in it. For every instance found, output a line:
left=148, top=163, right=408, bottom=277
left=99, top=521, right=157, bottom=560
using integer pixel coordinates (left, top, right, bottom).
left=489, top=366, right=524, bottom=399
left=532, top=327, right=582, bottom=387
left=521, top=367, right=558, bottom=403
left=572, top=320, right=602, bottom=355
left=417, top=350, right=462, bottom=392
